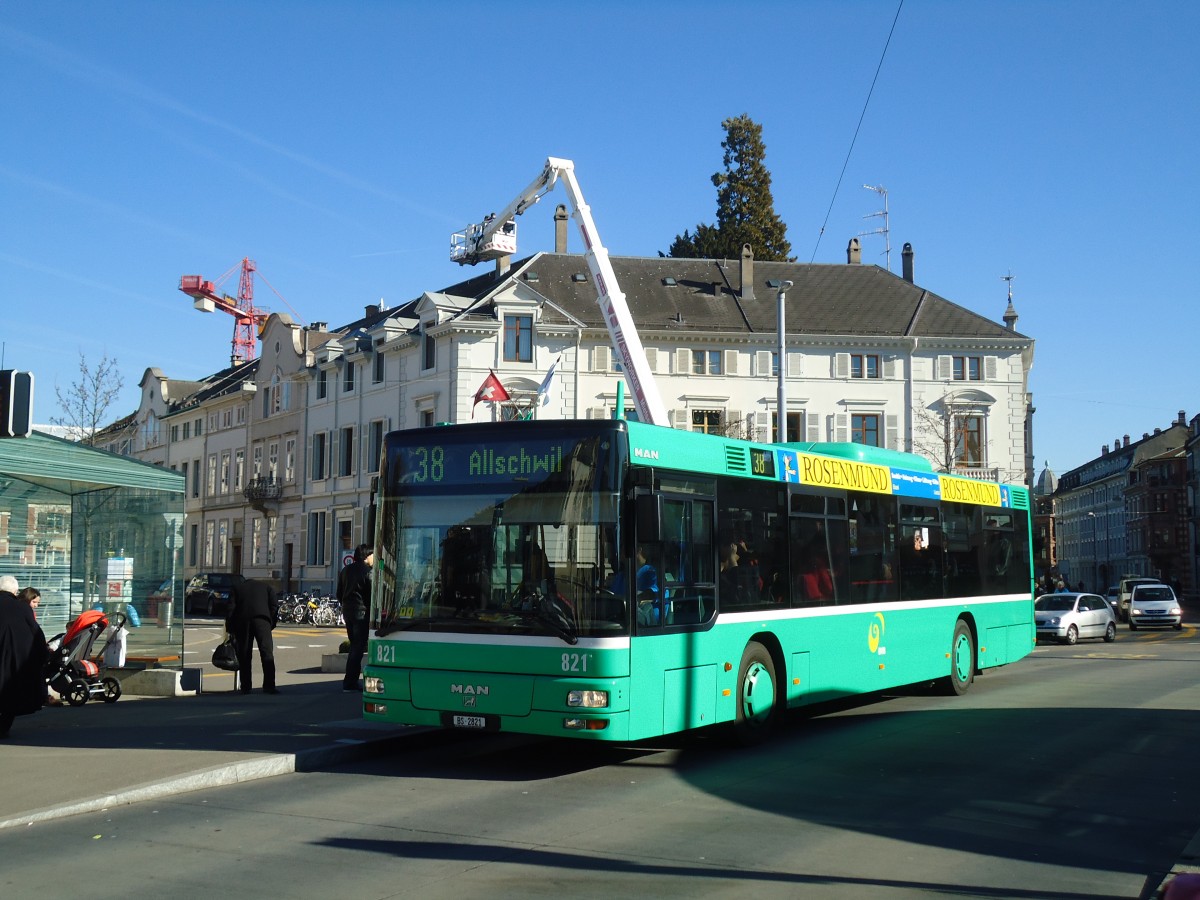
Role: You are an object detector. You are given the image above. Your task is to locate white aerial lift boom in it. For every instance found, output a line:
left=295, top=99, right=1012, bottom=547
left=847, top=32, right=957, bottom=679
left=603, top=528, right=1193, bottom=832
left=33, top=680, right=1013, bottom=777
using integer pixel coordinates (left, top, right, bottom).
left=450, top=157, right=670, bottom=428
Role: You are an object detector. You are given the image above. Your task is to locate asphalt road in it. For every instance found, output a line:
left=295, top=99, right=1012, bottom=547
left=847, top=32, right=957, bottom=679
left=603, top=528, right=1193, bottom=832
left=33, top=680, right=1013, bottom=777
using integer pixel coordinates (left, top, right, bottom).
left=2, top=624, right=1197, bottom=899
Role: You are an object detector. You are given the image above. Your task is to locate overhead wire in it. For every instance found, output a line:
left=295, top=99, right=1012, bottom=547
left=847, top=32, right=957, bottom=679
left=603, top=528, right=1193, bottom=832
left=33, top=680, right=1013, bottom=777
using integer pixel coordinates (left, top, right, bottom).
left=808, top=0, right=905, bottom=264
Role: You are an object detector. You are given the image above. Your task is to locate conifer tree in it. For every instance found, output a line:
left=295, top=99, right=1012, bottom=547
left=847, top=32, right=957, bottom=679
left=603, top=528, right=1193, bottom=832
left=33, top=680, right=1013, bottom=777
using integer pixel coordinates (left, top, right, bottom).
left=666, top=114, right=793, bottom=261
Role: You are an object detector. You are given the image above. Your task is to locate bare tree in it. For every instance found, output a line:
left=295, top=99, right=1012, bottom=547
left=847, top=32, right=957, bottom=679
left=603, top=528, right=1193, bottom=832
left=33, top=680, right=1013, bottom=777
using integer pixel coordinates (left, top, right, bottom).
left=52, top=351, right=125, bottom=444
left=911, top=395, right=966, bottom=473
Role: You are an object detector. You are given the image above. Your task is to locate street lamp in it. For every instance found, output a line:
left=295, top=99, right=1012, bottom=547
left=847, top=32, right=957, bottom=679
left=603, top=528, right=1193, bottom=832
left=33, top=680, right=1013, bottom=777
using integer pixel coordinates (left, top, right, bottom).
left=776, top=280, right=793, bottom=444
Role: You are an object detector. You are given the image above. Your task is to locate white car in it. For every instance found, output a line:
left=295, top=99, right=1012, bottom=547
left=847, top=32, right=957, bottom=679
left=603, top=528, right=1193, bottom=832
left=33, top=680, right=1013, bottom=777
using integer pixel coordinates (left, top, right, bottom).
left=1128, top=583, right=1183, bottom=631
left=1035, top=592, right=1118, bottom=645
left=1118, top=576, right=1163, bottom=621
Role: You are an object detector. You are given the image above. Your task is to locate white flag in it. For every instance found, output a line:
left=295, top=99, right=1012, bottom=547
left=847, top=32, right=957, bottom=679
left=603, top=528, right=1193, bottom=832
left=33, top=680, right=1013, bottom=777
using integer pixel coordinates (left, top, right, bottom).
left=536, top=356, right=561, bottom=407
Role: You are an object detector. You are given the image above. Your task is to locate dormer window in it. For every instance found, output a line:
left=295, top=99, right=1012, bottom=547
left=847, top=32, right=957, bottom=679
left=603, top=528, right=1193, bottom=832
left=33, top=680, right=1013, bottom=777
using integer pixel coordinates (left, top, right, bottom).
left=503, top=314, right=533, bottom=362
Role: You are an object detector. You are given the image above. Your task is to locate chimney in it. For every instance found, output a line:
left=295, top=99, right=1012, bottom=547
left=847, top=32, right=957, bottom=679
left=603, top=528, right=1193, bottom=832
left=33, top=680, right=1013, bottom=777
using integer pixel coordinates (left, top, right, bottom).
left=712, top=280, right=723, bottom=297
left=847, top=237, right=861, bottom=265
left=1178, top=409, right=1187, bottom=425
left=495, top=256, right=510, bottom=276
left=554, top=204, right=569, bottom=253
left=309, top=322, right=327, bottom=332
left=740, top=244, right=756, bottom=299
left=1102, top=444, right=1109, bottom=456
left=365, top=304, right=380, bottom=318
left=901, top=242, right=914, bottom=283
left=1123, top=435, right=1130, bottom=448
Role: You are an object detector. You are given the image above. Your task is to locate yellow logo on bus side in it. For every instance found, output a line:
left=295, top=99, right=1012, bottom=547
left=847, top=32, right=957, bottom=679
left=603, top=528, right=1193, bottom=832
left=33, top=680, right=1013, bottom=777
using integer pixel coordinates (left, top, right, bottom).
left=798, top=455, right=892, bottom=495
left=939, top=474, right=1001, bottom=507
left=868, top=612, right=885, bottom=654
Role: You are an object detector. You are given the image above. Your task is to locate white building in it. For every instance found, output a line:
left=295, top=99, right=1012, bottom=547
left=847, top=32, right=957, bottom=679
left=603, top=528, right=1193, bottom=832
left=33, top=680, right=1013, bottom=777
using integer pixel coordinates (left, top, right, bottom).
left=117, top=239, right=1035, bottom=594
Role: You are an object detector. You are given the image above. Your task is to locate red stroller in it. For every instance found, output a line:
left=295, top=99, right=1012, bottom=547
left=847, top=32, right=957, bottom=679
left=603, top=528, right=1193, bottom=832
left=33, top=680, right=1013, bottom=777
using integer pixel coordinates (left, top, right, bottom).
left=45, top=609, right=124, bottom=706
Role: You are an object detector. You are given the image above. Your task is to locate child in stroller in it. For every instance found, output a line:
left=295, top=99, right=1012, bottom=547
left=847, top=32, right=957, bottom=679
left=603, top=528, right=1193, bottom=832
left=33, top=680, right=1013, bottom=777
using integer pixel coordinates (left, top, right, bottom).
left=45, top=609, right=124, bottom=706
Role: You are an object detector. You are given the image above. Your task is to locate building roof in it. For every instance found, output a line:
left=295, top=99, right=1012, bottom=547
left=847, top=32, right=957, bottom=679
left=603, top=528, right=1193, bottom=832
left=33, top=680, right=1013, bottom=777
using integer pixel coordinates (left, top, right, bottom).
left=437, top=253, right=1028, bottom=342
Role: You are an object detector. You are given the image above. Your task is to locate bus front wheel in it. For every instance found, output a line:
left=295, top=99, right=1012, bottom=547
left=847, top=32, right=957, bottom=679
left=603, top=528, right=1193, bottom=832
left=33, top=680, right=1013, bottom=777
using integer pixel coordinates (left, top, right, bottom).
left=732, top=641, right=778, bottom=744
left=944, top=620, right=975, bottom=696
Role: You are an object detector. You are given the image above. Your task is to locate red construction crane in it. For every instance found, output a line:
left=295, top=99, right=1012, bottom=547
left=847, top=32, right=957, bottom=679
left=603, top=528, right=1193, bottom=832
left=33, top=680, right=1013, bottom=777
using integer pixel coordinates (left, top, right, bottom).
left=179, top=257, right=269, bottom=366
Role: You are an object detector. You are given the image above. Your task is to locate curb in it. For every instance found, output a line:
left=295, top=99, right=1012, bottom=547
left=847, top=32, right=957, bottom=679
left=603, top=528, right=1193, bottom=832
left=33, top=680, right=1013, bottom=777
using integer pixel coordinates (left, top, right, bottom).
left=0, top=726, right=450, bottom=831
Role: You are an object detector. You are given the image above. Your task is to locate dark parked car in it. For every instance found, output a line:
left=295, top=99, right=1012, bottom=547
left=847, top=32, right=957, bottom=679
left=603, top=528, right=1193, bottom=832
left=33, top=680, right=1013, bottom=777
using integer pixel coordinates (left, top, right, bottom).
left=185, top=573, right=245, bottom=617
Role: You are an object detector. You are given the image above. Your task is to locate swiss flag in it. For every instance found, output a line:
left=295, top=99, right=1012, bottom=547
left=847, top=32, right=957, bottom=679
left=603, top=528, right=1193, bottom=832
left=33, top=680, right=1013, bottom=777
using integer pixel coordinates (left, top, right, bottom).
left=472, top=370, right=511, bottom=415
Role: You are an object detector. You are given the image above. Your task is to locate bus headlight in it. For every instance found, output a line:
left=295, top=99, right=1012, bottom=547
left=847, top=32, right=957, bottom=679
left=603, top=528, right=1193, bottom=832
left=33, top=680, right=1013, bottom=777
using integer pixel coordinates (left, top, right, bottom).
left=364, top=677, right=385, bottom=694
left=567, top=689, right=609, bottom=708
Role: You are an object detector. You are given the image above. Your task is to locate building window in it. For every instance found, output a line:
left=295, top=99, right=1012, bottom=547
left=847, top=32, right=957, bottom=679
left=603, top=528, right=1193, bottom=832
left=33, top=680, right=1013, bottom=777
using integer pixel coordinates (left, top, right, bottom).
left=268, top=441, right=279, bottom=480
left=503, top=314, right=533, bottom=362
left=771, top=411, right=804, bottom=443
left=369, top=420, right=384, bottom=473
left=851, top=354, right=880, bottom=379
left=311, top=432, right=327, bottom=481
left=316, top=368, right=328, bottom=399
left=206, top=454, right=217, bottom=496
left=284, top=438, right=296, bottom=483
left=194, top=418, right=202, bottom=437
left=307, top=511, right=328, bottom=566
left=420, top=409, right=435, bottom=428
left=953, top=356, right=982, bottom=381
left=342, top=361, right=356, bottom=393
left=691, top=409, right=722, bottom=434
left=252, top=445, right=263, bottom=479
left=171, top=424, right=180, bottom=442
left=691, top=350, right=722, bottom=375
left=192, top=458, right=201, bottom=498
left=852, top=414, right=880, bottom=446
left=955, top=415, right=984, bottom=466
left=339, top=425, right=355, bottom=477
left=204, top=520, right=215, bottom=567
left=423, top=330, right=436, bottom=370
left=219, top=451, right=230, bottom=494
left=182, top=421, right=191, bottom=440
left=189, top=523, right=199, bottom=568
left=234, top=449, right=244, bottom=491
left=373, top=351, right=385, bottom=384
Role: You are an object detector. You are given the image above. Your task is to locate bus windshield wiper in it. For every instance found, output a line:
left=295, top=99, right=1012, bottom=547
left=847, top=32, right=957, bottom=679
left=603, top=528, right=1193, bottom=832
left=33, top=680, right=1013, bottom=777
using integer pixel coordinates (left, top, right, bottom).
left=514, top=602, right=578, bottom=645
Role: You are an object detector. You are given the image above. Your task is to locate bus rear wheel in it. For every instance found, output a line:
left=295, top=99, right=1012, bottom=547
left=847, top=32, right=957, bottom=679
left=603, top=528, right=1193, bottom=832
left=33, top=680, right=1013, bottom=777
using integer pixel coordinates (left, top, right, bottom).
left=943, top=620, right=975, bottom=696
left=732, top=641, right=778, bottom=745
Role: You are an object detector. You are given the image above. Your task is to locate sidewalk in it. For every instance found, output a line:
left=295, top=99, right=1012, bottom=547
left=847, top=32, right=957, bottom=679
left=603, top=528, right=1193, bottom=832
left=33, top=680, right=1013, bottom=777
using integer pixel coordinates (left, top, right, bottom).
left=0, top=664, right=442, bottom=830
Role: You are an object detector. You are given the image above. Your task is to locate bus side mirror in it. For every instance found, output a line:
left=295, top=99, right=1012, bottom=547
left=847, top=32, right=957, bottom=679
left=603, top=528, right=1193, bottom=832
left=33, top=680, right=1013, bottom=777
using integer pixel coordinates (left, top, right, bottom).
left=636, top=494, right=662, bottom=543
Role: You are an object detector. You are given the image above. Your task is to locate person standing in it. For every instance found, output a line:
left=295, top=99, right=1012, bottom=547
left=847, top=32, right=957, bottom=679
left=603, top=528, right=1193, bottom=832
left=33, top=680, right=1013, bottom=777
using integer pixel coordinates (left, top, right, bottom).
left=1, top=575, right=49, bottom=737
left=226, top=578, right=279, bottom=695
left=337, top=544, right=373, bottom=692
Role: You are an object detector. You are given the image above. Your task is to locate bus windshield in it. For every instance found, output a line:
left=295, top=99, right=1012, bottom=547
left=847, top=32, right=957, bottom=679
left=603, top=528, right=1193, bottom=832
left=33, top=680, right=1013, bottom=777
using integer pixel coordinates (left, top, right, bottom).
left=372, top=425, right=628, bottom=641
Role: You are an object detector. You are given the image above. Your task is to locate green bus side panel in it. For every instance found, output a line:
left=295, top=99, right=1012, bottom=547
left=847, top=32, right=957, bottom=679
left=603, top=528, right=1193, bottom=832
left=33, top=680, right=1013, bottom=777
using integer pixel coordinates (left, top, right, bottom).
left=788, top=651, right=811, bottom=706
left=663, top=665, right=716, bottom=733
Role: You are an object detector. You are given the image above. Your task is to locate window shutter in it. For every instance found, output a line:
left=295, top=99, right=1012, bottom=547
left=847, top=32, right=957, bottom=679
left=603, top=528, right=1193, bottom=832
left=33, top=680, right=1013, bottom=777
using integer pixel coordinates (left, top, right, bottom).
left=806, top=413, right=821, bottom=442
left=675, top=349, right=690, bottom=374
left=984, top=356, right=999, bottom=380
left=755, top=412, right=771, bottom=441
left=886, top=414, right=900, bottom=450
left=835, top=414, right=849, bottom=442
left=835, top=353, right=850, bottom=378
left=669, top=409, right=689, bottom=430
left=593, top=345, right=610, bottom=372
left=883, top=357, right=897, bottom=379
left=788, top=352, right=803, bottom=378
left=645, top=348, right=658, bottom=373
left=755, top=351, right=771, bottom=377
left=727, top=409, right=743, bottom=438
left=352, top=507, right=363, bottom=540
left=331, top=430, right=340, bottom=476
left=724, top=350, right=738, bottom=376
left=937, top=355, right=952, bottom=380
left=587, top=407, right=606, bottom=420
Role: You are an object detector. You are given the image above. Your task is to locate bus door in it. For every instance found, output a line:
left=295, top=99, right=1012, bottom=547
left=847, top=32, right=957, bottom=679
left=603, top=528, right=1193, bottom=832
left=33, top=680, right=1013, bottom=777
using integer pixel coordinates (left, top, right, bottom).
left=632, top=490, right=715, bottom=631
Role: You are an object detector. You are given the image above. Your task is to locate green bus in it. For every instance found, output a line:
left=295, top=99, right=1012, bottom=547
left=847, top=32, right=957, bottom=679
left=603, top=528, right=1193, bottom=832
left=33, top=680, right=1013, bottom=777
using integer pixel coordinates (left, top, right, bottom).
left=363, top=419, right=1034, bottom=742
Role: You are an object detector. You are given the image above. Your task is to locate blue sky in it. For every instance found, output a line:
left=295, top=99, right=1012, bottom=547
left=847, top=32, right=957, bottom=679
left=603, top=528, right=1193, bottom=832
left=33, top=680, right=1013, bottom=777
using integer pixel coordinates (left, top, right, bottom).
left=2, top=1, right=1196, bottom=477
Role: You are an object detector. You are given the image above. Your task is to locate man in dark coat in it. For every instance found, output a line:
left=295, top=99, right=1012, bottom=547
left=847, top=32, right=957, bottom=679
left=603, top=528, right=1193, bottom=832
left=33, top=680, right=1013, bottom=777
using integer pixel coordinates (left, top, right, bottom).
left=226, top=578, right=279, bottom=695
left=336, top=544, right=373, bottom=692
left=1, top=575, right=49, bottom=738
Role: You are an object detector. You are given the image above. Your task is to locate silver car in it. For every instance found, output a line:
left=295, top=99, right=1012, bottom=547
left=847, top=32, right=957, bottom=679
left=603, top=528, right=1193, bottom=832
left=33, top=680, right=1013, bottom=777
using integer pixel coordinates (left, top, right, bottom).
left=1128, top=583, right=1183, bottom=631
left=1035, top=592, right=1118, bottom=645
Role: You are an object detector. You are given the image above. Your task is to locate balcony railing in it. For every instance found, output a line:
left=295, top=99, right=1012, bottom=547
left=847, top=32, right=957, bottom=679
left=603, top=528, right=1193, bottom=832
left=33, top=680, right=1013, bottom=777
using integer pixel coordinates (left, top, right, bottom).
left=949, top=465, right=1001, bottom=482
left=243, top=477, right=282, bottom=503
